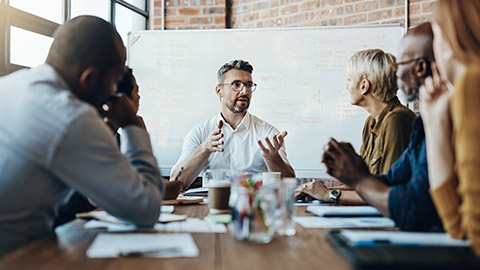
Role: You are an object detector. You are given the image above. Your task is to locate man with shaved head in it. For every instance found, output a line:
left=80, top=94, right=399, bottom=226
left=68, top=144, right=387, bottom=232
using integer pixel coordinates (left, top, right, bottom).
left=396, top=22, right=436, bottom=102
left=0, top=16, right=163, bottom=257
left=322, top=22, right=442, bottom=231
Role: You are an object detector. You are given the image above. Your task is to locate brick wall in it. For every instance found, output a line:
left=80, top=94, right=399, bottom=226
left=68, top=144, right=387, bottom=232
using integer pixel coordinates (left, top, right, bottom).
left=153, top=0, right=226, bottom=29
left=153, top=0, right=435, bottom=30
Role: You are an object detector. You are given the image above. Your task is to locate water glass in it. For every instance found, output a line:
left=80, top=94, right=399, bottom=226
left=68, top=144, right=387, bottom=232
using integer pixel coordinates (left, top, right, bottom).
left=275, top=177, right=297, bottom=236
left=203, top=169, right=228, bottom=187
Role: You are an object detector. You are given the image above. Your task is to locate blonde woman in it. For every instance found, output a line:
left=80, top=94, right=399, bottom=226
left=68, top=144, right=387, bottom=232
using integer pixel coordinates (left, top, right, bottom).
left=296, top=49, right=416, bottom=205
left=348, top=49, right=416, bottom=175
left=420, top=0, right=480, bottom=255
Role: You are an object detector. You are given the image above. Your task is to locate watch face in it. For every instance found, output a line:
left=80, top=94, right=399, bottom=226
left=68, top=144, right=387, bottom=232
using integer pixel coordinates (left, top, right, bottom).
left=331, top=189, right=340, bottom=197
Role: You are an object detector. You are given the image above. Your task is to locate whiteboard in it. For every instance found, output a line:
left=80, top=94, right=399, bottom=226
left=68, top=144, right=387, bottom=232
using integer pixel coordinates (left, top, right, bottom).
left=127, top=25, right=405, bottom=178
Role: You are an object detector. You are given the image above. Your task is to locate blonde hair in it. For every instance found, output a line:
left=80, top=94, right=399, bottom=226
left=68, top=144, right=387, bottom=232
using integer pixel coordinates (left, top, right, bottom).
left=434, top=0, right=480, bottom=63
left=347, top=49, right=398, bottom=102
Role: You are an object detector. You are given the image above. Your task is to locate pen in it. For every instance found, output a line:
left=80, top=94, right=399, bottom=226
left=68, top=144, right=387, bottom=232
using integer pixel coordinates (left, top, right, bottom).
left=175, top=166, right=184, bottom=181
left=119, top=247, right=181, bottom=257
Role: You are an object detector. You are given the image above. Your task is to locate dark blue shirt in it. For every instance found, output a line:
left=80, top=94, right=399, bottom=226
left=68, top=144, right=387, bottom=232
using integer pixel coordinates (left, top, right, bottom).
left=379, top=117, right=442, bottom=231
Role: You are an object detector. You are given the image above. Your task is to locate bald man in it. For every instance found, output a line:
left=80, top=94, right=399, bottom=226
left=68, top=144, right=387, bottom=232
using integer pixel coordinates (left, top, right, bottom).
left=0, top=16, right=163, bottom=257
left=321, top=22, right=442, bottom=231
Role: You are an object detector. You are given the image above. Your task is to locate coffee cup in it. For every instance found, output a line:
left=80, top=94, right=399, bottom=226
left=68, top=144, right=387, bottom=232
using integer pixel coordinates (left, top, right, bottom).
left=208, top=180, right=231, bottom=214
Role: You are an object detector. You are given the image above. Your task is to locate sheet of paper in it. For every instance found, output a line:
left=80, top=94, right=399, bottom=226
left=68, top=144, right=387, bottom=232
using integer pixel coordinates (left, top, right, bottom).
left=85, top=220, right=138, bottom=231
left=339, top=230, right=470, bottom=247
left=161, top=205, right=174, bottom=213
left=155, top=218, right=227, bottom=233
left=295, top=216, right=395, bottom=228
left=86, top=233, right=199, bottom=258
left=294, top=200, right=335, bottom=206
left=307, top=205, right=382, bottom=217
left=85, top=218, right=227, bottom=233
left=159, top=213, right=187, bottom=223
left=163, top=196, right=205, bottom=205
left=78, top=210, right=185, bottom=224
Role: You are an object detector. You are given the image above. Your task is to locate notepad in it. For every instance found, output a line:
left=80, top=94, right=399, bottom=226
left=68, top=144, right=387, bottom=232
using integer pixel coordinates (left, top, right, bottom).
left=307, top=205, right=382, bottom=217
left=86, top=233, right=199, bottom=258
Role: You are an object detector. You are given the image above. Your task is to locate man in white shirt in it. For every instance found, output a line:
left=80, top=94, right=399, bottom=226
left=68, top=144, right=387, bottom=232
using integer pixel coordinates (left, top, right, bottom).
left=0, top=16, right=163, bottom=257
left=171, top=60, right=295, bottom=187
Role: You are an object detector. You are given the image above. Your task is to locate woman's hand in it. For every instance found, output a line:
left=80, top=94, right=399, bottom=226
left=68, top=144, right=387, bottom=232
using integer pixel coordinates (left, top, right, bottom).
left=420, top=62, right=453, bottom=129
left=420, top=62, right=455, bottom=189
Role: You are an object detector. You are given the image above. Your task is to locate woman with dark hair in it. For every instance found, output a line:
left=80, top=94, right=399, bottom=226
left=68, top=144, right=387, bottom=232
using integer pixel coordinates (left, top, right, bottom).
left=106, top=67, right=142, bottom=134
left=116, top=68, right=140, bottom=113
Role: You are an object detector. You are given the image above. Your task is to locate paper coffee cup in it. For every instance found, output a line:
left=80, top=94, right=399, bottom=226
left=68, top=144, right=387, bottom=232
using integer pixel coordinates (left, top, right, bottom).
left=208, top=180, right=231, bottom=214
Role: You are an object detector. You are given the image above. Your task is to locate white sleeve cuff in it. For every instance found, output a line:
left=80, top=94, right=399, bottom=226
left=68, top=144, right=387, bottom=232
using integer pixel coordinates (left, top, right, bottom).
left=120, top=125, right=154, bottom=155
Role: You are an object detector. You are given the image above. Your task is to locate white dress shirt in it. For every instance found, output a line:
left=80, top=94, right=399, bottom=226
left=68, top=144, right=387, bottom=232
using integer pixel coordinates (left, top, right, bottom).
left=0, top=64, right=163, bottom=257
left=172, top=112, right=290, bottom=178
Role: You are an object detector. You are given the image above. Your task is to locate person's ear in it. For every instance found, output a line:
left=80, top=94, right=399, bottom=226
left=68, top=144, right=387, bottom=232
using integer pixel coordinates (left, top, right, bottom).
left=360, top=79, right=370, bottom=95
left=215, top=85, right=222, bottom=98
left=414, top=58, right=428, bottom=78
left=78, top=67, right=100, bottom=92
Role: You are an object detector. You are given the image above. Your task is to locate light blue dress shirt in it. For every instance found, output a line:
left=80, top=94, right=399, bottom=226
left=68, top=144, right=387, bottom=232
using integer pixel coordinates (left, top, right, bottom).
left=0, top=64, right=163, bottom=257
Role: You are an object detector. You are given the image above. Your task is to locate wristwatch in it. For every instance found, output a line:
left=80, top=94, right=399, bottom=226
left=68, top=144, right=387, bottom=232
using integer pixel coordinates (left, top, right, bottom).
left=329, top=189, right=341, bottom=204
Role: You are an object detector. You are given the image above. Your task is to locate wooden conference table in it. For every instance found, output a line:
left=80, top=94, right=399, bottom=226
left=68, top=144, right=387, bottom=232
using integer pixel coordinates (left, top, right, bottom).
left=0, top=204, right=353, bottom=270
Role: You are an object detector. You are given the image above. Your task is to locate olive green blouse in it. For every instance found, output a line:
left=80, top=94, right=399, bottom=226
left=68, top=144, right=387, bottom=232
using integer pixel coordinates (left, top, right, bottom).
left=360, top=97, right=417, bottom=175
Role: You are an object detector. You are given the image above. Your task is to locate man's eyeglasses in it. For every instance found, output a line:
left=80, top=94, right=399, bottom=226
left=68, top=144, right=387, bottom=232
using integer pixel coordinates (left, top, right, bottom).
left=218, top=81, right=257, bottom=92
left=390, top=57, right=430, bottom=68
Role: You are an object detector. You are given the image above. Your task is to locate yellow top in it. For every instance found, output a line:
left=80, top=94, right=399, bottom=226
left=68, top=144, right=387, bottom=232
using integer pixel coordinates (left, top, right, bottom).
left=360, top=97, right=416, bottom=175
left=430, top=64, right=480, bottom=255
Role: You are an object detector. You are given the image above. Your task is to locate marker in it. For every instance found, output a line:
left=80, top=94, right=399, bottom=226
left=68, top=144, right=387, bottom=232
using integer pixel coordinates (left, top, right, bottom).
left=175, top=167, right=184, bottom=181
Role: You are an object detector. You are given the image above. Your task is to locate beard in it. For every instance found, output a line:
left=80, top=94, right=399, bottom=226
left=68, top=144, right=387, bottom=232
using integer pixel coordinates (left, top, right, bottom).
left=226, top=96, right=250, bottom=113
left=404, top=85, right=419, bottom=102
left=398, top=80, right=419, bottom=102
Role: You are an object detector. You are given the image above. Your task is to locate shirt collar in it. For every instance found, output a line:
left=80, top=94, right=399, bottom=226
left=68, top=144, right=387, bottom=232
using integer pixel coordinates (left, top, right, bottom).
left=41, top=63, right=70, bottom=91
left=371, top=97, right=401, bottom=133
left=410, top=116, right=425, bottom=146
left=217, top=111, right=251, bottom=131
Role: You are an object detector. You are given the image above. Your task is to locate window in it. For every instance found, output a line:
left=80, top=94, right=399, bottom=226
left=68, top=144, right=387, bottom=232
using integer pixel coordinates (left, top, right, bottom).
left=70, top=0, right=110, bottom=21
left=115, top=2, right=147, bottom=44
left=10, top=26, right=53, bottom=68
left=0, top=0, right=148, bottom=75
left=124, top=0, right=146, bottom=10
left=9, top=0, right=64, bottom=24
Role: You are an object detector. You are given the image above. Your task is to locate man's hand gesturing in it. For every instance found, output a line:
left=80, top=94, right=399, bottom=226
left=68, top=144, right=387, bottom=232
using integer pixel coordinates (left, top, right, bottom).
left=202, top=120, right=224, bottom=153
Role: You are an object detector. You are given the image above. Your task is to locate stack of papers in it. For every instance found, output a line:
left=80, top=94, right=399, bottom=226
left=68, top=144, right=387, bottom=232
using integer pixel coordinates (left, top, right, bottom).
left=163, top=195, right=204, bottom=205
left=157, top=218, right=227, bottom=233
left=85, top=218, right=227, bottom=233
left=86, top=233, right=199, bottom=258
left=295, top=216, right=395, bottom=228
left=297, top=205, right=394, bottom=229
left=338, top=230, right=470, bottom=247
left=78, top=210, right=187, bottom=223
left=307, top=206, right=382, bottom=217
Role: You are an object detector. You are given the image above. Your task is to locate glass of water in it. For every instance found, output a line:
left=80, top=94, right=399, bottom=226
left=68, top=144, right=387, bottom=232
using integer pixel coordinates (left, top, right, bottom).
left=275, top=177, right=297, bottom=236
